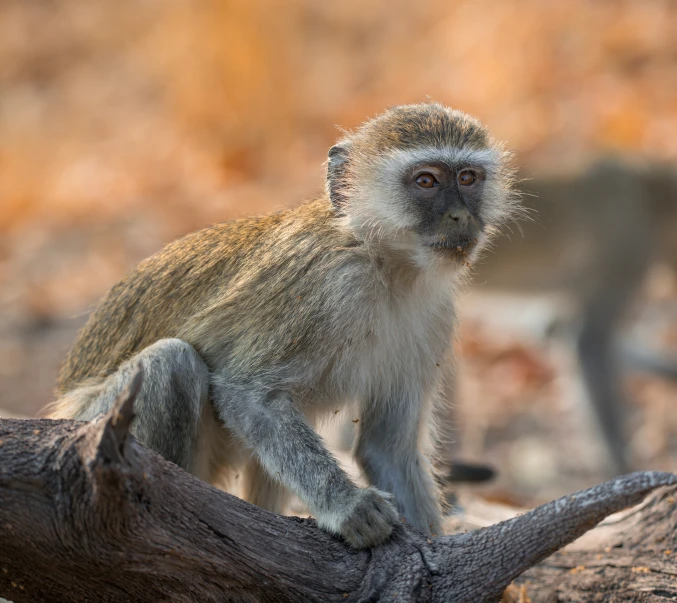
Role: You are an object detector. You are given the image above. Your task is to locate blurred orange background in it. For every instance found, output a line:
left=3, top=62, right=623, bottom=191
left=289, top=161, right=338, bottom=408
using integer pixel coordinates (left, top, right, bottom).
left=3, top=1, right=677, bottom=315
left=1, top=0, right=676, bottom=502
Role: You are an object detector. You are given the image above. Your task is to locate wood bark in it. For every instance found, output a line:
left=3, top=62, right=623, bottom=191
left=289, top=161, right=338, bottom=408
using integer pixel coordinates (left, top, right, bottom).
left=505, top=486, right=677, bottom=601
left=1, top=373, right=676, bottom=602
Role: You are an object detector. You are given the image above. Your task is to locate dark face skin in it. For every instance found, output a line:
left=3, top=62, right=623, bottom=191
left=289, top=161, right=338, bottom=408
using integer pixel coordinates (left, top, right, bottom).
left=403, top=161, right=485, bottom=259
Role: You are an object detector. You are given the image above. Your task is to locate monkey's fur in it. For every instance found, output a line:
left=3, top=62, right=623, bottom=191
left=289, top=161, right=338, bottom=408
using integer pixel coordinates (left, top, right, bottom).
left=46, top=103, right=518, bottom=548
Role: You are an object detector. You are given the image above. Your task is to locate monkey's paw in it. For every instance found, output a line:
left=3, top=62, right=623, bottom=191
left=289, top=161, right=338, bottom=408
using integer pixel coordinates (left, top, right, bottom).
left=337, top=487, right=399, bottom=549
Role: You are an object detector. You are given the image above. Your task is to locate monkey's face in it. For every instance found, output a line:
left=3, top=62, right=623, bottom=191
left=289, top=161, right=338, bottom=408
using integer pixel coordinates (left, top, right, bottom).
left=401, top=156, right=485, bottom=261
left=327, top=104, right=517, bottom=269
left=346, top=147, right=510, bottom=267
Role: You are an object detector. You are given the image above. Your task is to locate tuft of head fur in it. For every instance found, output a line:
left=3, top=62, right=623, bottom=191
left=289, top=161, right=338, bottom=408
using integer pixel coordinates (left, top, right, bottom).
left=326, top=103, right=520, bottom=266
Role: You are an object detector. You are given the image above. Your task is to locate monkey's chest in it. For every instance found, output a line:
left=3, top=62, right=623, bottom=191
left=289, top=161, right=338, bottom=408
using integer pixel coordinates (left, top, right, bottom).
left=331, top=300, right=454, bottom=401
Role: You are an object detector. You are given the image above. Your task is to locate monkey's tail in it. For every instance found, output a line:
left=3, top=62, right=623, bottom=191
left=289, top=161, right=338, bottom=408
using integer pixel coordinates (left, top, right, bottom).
left=41, top=379, right=106, bottom=420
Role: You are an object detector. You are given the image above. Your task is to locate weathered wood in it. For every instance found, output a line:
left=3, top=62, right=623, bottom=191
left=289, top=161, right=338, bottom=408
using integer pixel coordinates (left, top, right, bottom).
left=507, top=486, right=677, bottom=601
left=1, top=377, right=676, bottom=602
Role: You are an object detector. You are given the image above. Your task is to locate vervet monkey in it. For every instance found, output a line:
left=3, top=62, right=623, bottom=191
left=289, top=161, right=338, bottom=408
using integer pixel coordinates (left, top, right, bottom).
left=471, top=158, right=677, bottom=475
left=45, top=103, right=519, bottom=548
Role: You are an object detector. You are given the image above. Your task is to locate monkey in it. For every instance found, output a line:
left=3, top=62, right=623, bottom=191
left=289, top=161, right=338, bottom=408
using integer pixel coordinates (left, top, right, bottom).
left=465, top=157, right=677, bottom=475
left=44, top=103, right=519, bottom=548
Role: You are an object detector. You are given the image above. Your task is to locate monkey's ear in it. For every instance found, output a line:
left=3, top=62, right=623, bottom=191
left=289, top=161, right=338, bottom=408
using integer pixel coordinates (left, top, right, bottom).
left=326, top=142, right=352, bottom=210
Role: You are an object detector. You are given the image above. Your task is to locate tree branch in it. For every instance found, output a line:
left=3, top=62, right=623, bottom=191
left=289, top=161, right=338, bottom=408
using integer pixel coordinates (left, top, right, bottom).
left=1, top=376, right=676, bottom=602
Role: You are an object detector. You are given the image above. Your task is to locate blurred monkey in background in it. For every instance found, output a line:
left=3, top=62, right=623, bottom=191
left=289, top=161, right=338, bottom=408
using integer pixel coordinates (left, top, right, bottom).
left=469, top=158, right=677, bottom=475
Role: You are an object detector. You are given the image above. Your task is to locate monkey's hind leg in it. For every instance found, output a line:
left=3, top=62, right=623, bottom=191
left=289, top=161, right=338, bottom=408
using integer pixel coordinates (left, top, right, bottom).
left=60, top=338, right=218, bottom=481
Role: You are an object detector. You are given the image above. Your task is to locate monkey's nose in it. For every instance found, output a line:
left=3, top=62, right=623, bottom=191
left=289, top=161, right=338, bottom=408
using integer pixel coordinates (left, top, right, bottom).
left=444, top=207, right=470, bottom=224
left=449, top=207, right=468, bottom=222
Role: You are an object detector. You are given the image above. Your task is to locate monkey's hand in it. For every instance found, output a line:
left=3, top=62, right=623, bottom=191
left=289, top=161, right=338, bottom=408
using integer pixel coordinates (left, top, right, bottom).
left=327, top=487, right=399, bottom=549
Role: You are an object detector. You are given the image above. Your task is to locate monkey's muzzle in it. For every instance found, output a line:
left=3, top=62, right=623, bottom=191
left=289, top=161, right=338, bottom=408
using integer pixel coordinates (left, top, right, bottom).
left=422, top=205, right=481, bottom=259
left=427, top=234, right=478, bottom=258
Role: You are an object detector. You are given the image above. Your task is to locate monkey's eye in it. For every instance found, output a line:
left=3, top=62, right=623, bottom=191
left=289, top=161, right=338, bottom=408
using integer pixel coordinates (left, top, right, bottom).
left=415, top=173, right=438, bottom=188
left=458, top=170, right=476, bottom=186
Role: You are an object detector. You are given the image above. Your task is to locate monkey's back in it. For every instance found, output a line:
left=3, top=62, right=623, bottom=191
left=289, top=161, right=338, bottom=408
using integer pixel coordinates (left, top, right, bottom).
left=56, top=200, right=345, bottom=395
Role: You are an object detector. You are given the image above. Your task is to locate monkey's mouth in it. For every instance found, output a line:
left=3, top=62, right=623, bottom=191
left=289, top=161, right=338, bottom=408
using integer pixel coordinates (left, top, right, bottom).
left=425, top=234, right=478, bottom=258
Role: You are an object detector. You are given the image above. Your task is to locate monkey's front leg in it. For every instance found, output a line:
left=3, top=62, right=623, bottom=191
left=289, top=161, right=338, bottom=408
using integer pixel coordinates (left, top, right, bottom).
left=213, top=383, right=399, bottom=548
left=355, top=397, right=443, bottom=536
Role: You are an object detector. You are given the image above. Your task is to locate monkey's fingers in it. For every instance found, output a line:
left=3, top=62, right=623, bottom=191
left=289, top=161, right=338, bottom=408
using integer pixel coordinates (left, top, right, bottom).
left=337, top=487, right=399, bottom=549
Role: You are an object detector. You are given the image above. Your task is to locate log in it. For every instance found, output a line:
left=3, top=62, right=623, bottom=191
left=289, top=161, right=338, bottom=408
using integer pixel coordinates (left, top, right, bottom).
left=506, top=486, right=677, bottom=601
left=1, top=372, right=676, bottom=603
